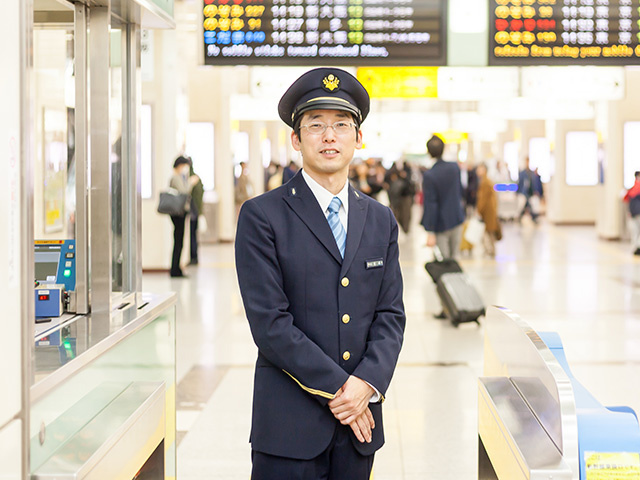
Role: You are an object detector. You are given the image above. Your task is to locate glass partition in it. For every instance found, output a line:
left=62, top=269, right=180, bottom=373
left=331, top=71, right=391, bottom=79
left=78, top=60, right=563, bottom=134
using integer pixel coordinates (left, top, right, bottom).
left=33, top=3, right=75, bottom=241
left=141, top=104, right=153, bottom=199
left=31, top=303, right=176, bottom=478
left=111, top=27, right=124, bottom=292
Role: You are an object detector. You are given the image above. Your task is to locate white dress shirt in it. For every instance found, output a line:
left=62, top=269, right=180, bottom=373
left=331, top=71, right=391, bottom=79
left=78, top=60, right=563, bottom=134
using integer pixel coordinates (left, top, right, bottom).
left=300, top=169, right=381, bottom=403
left=302, top=169, right=349, bottom=232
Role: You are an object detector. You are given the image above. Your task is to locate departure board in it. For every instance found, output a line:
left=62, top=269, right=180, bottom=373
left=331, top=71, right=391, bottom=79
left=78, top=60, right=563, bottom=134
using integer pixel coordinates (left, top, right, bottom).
left=489, top=0, right=640, bottom=65
left=202, top=0, right=446, bottom=65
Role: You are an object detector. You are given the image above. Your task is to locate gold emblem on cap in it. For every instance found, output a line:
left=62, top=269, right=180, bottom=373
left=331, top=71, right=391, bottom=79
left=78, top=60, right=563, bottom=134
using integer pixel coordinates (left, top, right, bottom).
left=322, top=74, right=340, bottom=92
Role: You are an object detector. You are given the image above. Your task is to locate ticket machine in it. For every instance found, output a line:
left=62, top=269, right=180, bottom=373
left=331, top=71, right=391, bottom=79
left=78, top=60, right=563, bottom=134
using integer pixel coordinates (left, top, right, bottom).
left=34, top=240, right=76, bottom=319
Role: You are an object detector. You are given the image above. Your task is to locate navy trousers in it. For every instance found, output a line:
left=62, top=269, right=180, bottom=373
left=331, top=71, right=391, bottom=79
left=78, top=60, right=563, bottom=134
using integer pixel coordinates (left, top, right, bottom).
left=251, top=424, right=374, bottom=480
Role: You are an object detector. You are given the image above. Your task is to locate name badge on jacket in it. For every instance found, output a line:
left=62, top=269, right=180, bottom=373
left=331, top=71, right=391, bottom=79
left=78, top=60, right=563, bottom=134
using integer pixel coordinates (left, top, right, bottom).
left=366, top=258, right=384, bottom=269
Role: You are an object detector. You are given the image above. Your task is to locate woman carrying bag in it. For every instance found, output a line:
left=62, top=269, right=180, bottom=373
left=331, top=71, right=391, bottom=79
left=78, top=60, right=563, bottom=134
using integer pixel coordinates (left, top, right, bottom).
left=475, top=163, right=502, bottom=258
left=168, top=156, right=198, bottom=277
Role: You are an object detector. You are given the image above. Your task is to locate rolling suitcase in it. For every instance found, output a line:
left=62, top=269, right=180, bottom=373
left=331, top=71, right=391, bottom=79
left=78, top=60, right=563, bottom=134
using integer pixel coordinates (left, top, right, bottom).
left=424, top=247, right=484, bottom=327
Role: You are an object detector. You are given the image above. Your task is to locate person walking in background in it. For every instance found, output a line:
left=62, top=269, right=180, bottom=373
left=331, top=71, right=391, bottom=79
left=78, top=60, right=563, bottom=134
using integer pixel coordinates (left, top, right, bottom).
left=490, top=159, right=512, bottom=184
left=266, top=161, right=284, bottom=191
left=235, top=67, right=405, bottom=480
left=398, top=162, right=417, bottom=234
left=475, top=163, right=502, bottom=258
left=235, top=161, right=254, bottom=215
left=387, top=162, right=416, bottom=234
left=624, top=171, right=640, bottom=255
left=517, top=157, right=543, bottom=223
left=351, top=162, right=374, bottom=196
left=365, top=159, right=385, bottom=201
left=188, top=158, right=204, bottom=265
left=460, top=162, right=478, bottom=216
left=282, top=160, right=300, bottom=184
left=421, top=135, right=465, bottom=259
left=169, top=156, right=198, bottom=277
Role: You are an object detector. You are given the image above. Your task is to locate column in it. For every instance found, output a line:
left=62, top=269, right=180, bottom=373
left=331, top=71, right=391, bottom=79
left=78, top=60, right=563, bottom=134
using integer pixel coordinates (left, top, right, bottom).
left=0, top=0, right=32, bottom=477
left=547, top=118, right=598, bottom=223
left=214, top=68, right=236, bottom=242
left=141, top=28, right=179, bottom=269
left=248, top=121, right=266, bottom=197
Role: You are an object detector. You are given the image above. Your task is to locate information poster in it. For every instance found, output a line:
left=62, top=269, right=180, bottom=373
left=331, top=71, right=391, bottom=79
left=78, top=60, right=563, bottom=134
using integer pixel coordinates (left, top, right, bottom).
left=203, top=0, right=446, bottom=65
left=585, top=452, right=640, bottom=479
left=489, top=0, right=640, bottom=65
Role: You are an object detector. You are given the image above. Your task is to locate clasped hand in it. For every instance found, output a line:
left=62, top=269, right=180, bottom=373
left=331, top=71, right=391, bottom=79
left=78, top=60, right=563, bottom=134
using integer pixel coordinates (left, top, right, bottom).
left=328, top=376, right=375, bottom=444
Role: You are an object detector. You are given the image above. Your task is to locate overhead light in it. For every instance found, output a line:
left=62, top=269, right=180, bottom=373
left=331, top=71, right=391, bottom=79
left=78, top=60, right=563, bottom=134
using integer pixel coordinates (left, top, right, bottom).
left=450, top=0, right=488, bottom=34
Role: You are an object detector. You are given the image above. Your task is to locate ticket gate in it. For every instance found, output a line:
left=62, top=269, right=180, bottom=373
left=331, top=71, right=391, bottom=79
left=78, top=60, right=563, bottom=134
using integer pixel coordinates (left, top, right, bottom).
left=479, top=307, right=640, bottom=480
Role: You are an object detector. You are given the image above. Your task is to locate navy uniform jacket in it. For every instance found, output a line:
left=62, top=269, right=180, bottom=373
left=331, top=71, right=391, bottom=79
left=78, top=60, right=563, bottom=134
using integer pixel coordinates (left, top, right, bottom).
left=235, top=171, right=406, bottom=460
left=421, top=159, right=465, bottom=233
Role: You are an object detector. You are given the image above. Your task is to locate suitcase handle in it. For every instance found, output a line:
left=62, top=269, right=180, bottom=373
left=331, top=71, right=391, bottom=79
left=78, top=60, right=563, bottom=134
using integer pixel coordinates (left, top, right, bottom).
left=432, top=245, right=444, bottom=262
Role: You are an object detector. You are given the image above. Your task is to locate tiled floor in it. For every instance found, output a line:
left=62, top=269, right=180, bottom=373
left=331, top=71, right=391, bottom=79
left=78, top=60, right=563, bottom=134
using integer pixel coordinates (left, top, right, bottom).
left=143, top=213, right=640, bottom=479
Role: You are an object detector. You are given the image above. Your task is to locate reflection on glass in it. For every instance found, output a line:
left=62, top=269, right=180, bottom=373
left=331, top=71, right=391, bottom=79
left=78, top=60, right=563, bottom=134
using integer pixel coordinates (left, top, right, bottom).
left=110, top=28, right=123, bottom=292
left=141, top=105, right=153, bottom=199
left=33, top=26, right=75, bottom=241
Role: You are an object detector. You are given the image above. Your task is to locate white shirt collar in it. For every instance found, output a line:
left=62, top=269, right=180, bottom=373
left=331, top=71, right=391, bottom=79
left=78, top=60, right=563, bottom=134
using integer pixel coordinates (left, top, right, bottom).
left=301, top=169, right=349, bottom=217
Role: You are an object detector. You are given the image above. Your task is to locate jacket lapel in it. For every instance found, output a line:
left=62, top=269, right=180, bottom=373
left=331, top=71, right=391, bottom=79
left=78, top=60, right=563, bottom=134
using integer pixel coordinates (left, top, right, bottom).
left=340, top=186, right=368, bottom=276
left=283, top=172, right=343, bottom=264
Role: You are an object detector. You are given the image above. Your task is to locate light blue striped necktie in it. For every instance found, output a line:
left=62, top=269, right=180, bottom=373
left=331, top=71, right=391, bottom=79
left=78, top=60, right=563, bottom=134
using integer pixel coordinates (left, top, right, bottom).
left=327, top=197, right=346, bottom=258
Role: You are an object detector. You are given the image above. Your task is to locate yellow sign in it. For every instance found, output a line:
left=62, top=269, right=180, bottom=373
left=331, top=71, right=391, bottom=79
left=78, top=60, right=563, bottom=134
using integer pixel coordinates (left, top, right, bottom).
left=434, top=129, right=468, bottom=145
left=585, top=452, right=640, bottom=480
left=356, top=67, right=438, bottom=99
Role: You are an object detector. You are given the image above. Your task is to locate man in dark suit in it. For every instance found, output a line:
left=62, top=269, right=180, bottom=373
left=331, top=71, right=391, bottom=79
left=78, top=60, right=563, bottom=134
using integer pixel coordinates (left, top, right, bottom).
left=235, top=68, right=406, bottom=480
left=421, top=135, right=465, bottom=259
left=517, top=156, right=543, bottom=223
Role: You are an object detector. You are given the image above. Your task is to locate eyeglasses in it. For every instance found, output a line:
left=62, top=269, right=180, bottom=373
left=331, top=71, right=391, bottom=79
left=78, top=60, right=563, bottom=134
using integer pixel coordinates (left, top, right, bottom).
left=300, top=122, right=357, bottom=135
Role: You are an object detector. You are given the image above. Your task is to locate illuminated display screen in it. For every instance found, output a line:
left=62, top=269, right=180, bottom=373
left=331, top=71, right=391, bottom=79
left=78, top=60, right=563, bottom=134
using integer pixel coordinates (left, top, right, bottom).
left=489, top=0, right=640, bottom=65
left=203, top=0, right=446, bottom=65
left=34, top=246, right=61, bottom=282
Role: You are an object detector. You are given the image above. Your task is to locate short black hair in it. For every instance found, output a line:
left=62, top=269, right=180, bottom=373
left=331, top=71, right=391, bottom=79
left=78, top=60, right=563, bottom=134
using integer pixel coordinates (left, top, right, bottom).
left=173, top=155, right=190, bottom=169
left=427, top=135, right=445, bottom=158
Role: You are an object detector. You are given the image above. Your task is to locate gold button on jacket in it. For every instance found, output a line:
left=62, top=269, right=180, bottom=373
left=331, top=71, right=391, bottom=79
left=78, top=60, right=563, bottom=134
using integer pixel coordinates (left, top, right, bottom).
left=342, top=314, right=350, bottom=324
left=341, top=277, right=350, bottom=287
left=342, top=351, right=351, bottom=361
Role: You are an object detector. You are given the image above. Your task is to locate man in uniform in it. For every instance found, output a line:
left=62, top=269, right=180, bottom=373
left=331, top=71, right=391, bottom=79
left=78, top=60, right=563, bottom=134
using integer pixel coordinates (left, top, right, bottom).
left=235, top=68, right=406, bottom=479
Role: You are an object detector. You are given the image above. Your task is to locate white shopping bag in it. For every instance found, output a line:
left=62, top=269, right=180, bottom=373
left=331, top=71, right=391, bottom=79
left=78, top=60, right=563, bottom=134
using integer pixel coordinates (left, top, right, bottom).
left=464, top=217, right=485, bottom=245
left=529, top=195, right=541, bottom=215
left=198, top=215, right=208, bottom=233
